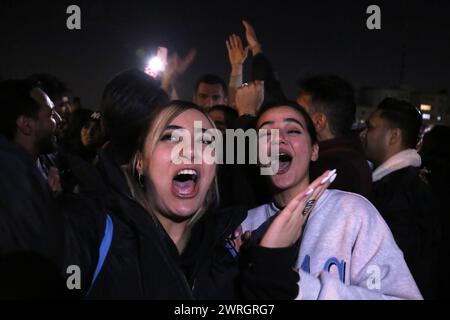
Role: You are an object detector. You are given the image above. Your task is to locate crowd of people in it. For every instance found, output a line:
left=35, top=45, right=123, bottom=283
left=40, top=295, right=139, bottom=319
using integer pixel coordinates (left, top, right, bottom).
left=1, top=21, right=449, bottom=300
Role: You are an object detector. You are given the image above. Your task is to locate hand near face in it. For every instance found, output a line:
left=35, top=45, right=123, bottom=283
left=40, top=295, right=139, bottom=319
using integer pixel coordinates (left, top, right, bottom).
left=260, top=170, right=336, bottom=248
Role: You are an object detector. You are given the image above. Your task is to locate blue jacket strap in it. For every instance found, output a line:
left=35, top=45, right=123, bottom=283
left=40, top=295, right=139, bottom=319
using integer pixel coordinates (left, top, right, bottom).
left=87, top=214, right=113, bottom=294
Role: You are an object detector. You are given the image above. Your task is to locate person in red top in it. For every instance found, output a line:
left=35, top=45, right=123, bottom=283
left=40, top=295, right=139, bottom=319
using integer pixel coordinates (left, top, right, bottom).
left=297, top=75, right=372, bottom=199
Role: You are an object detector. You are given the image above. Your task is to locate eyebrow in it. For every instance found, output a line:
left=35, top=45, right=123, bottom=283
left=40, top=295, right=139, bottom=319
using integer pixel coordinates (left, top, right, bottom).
left=285, top=118, right=305, bottom=129
left=165, top=125, right=183, bottom=131
left=164, top=125, right=209, bottom=133
left=258, top=118, right=305, bottom=130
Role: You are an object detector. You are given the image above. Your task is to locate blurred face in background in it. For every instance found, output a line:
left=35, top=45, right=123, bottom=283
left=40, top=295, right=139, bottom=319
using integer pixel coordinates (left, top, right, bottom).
left=29, top=88, right=58, bottom=155
left=194, top=83, right=227, bottom=109
left=208, top=109, right=227, bottom=133
left=360, top=110, right=390, bottom=167
left=81, top=120, right=103, bottom=148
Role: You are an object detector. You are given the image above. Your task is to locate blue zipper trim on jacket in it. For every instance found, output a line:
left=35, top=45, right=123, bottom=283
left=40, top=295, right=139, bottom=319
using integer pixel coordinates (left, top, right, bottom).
left=87, top=214, right=114, bottom=295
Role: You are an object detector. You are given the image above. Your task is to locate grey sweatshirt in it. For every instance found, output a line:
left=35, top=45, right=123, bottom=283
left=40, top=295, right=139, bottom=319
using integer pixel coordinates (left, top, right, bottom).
left=241, top=190, right=423, bottom=300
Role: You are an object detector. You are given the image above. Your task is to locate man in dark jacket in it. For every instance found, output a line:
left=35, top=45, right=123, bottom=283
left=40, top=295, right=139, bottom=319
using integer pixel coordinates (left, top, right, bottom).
left=360, top=97, right=441, bottom=299
left=0, top=79, right=66, bottom=298
left=297, top=75, right=372, bottom=199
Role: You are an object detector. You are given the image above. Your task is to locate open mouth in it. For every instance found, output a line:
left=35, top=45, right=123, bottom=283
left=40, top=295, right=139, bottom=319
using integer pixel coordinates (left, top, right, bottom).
left=277, top=152, right=293, bottom=175
left=171, top=169, right=199, bottom=198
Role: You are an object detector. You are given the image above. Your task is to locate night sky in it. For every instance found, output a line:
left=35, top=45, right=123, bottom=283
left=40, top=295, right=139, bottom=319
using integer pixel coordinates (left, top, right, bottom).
left=1, top=0, right=449, bottom=109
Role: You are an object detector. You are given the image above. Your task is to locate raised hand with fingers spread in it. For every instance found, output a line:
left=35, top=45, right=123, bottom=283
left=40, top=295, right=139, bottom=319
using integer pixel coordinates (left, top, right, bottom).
left=161, top=49, right=196, bottom=98
left=242, top=20, right=262, bottom=55
left=260, top=170, right=335, bottom=248
left=226, top=34, right=249, bottom=107
left=226, top=34, right=249, bottom=66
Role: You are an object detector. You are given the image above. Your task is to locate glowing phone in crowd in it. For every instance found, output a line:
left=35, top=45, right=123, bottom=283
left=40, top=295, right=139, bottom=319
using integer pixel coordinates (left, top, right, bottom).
left=144, top=46, right=168, bottom=79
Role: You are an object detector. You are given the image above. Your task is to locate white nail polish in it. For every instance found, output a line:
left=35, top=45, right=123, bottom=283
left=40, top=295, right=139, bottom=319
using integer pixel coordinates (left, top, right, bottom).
left=320, top=175, right=329, bottom=184
left=305, top=188, right=314, bottom=196
left=320, top=170, right=335, bottom=184
left=329, top=173, right=337, bottom=184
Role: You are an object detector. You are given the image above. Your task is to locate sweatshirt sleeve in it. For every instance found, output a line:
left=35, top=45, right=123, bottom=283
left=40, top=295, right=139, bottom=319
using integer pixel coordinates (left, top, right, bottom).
left=298, top=197, right=423, bottom=300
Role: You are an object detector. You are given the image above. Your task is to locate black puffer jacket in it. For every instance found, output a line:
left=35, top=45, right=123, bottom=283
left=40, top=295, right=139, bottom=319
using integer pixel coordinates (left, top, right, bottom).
left=70, top=148, right=299, bottom=300
left=372, top=166, right=441, bottom=299
left=62, top=147, right=194, bottom=299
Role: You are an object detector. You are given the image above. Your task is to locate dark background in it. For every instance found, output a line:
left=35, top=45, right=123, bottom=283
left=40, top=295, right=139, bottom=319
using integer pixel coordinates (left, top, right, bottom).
left=1, top=0, right=449, bottom=109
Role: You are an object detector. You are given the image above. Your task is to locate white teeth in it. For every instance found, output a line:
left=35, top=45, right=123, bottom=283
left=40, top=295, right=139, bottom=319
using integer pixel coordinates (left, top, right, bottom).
left=278, top=152, right=292, bottom=159
left=177, top=169, right=197, bottom=176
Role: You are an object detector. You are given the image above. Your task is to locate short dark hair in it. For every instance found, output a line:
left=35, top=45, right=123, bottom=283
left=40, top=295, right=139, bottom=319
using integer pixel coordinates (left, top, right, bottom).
left=297, top=75, right=355, bottom=136
left=0, top=79, right=41, bottom=140
left=100, top=69, right=169, bottom=164
left=194, top=74, right=228, bottom=97
left=257, top=101, right=318, bottom=145
left=208, top=105, right=238, bottom=128
left=377, top=98, right=422, bottom=149
left=27, top=74, right=69, bottom=101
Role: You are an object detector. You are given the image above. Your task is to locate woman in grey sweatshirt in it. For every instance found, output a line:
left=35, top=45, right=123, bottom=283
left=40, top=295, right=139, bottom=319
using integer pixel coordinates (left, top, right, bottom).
left=240, top=102, right=422, bottom=300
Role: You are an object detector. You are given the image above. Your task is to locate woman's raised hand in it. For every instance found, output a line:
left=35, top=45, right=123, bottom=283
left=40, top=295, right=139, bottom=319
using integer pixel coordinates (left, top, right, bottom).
left=260, top=169, right=337, bottom=248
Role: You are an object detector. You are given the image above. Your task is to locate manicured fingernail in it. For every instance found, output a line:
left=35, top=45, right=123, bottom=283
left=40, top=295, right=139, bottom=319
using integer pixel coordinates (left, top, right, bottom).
left=305, top=188, right=314, bottom=196
left=329, top=173, right=337, bottom=184
left=320, top=173, right=332, bottom=184
left=321, top=169, right=336, bottom=184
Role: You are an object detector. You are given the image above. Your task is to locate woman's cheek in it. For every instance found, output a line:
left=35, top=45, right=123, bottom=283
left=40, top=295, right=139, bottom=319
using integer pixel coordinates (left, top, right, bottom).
left=205, top=164, right=216, bottom=183
left=293, top=138, right=310, bottom=154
